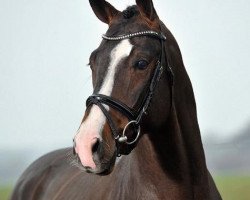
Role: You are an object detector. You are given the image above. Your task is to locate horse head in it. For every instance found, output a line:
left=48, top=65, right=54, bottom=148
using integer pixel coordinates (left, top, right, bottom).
left=74, top=0, right=173, bottom=174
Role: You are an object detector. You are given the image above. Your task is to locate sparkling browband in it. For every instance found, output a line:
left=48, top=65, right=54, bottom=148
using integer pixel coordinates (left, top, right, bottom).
left=102, top=30, right=166, bottom=41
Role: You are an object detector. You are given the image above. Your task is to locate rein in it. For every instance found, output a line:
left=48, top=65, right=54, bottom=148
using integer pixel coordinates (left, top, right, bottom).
left=77, top=30, right=174, bottom=156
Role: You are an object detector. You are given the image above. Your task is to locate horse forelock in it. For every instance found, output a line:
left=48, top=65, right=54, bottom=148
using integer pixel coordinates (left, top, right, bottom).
left=122, top=6, right=139, bottom=19
left=106, top=5, right=160, bottom=37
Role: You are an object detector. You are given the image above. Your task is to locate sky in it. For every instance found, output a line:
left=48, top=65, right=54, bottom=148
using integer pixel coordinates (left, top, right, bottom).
left=0, top=0, right=250, bottom=152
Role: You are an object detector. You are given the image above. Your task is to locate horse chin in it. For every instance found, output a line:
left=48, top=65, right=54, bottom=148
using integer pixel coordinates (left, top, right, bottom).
left=91, top=149, right=117, bottom=175
left=96, top=166, right=113, bottom=176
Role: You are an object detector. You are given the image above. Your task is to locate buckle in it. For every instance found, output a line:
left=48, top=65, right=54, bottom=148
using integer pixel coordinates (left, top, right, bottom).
left=118, top=120, right=141, bottom=145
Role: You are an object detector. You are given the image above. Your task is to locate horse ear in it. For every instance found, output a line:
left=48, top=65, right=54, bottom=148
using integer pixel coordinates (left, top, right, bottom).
left=89, top=0, right=120, bottom=24
left=136, top=0, right=158, bottom=21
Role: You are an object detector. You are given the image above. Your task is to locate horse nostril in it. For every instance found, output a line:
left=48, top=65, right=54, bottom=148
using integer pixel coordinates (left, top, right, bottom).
left=92, top=138, right=100, bottom=154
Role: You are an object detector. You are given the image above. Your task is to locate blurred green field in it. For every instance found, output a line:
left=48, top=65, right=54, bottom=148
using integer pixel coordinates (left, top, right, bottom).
left=214, top=176, right=250, bottom=200
left=0, top=186, right=12, bottom=200
left=1, top=176, right=250, bottom=200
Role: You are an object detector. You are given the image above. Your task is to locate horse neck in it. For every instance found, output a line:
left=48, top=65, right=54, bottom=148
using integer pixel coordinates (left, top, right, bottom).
left=128, top=104, right=209, bottom=198
left=132, top=106, right=191, bottom=183
left=127, top=26, right=210, bottom=197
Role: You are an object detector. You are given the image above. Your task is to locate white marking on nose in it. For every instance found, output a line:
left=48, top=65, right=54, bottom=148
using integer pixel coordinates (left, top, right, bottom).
left=75, top=39, right=133, bottom=168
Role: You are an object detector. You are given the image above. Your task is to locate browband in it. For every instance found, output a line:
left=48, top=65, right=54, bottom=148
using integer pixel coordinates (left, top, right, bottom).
left=102, top=30, right=166, bottom=41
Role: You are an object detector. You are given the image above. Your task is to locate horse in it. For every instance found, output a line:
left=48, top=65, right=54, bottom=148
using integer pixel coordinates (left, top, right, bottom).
left=11, top=0, right=222, bottom=199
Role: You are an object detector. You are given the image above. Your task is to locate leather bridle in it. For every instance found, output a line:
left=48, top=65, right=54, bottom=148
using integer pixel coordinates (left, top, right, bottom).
left=74, top=30, right=174, bottom=157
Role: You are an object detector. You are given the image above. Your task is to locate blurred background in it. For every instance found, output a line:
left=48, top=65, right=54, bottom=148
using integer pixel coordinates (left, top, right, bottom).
left=0, top=0, right=249, bottom=199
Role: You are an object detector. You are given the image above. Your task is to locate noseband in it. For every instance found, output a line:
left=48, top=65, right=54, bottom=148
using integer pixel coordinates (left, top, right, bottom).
left=75, top=30, right=174, bottom=156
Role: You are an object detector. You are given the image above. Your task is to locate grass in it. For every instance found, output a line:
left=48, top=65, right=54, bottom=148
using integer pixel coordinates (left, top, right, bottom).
left=0, top=186, right=12, bottom=200
left=1, top=176, right=250, bottom=200
left=214, top=176, right=250, bottom=200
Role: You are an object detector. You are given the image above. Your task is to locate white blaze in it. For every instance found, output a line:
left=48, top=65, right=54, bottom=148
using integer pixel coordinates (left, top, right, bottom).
left=99, top=39, right=133, bottom=95
left=79, top=39, right=133, bottom=138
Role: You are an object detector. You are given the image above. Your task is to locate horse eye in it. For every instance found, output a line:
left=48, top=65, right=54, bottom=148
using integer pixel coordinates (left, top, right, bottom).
left=135, top=60, right=149, bottom=70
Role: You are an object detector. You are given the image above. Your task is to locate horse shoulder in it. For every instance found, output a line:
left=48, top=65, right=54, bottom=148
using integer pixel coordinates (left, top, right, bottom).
left=10, top=148, right=73, bottom=200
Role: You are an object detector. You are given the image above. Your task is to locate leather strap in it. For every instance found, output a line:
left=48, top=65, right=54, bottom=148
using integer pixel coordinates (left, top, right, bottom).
left=87, top=94, right=136, bottom=121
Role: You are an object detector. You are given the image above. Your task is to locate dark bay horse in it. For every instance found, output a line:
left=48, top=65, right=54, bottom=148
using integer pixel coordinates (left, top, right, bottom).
left=11, top=0, right=221, bottom=199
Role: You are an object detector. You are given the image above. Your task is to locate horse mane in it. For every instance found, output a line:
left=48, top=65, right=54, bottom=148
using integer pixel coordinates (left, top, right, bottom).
left=158, top=21, right=209, bottom=187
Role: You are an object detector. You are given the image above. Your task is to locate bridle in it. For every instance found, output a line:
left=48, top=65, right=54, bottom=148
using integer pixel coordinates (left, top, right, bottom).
left=74, top=30, right=174, bottom=156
